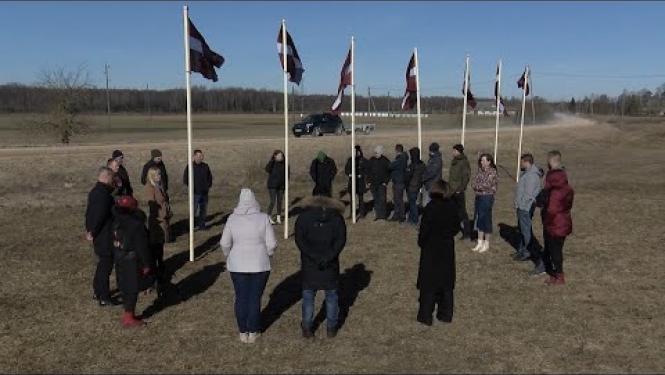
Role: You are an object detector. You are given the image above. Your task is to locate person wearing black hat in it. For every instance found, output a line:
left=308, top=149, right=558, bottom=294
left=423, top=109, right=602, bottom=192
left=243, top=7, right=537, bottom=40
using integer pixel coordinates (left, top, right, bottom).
left=344, top=145, right=369, bottom=220
left=112, top=150, right=133, bottom=196
left=141, top=149, right=169, bottom=193
left=422, top=142, right=443, bottom=207
left=449, top=144, right=472, bottom=240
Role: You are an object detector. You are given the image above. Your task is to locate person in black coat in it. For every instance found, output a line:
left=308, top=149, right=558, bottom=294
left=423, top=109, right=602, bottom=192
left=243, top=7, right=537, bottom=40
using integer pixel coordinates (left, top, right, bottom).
left=309, top=151, right=338, bottom=198
left=265, top=150, right=288, bottom=224
left=366, top=145, right=392, bottom=221
left=416, top=179, right=461, bottom=326
left=183, top=149, right=214, bottom=230
left=85, top=167, right=117, bottom=306
left=344, top=145, right=368, bottom=219
left=141, top=149, right=169, bottom=192
left=405, top=147, right=426, bottom=225
left=112, top=196, right=155, bottom=328
left=112, top=150, right=133, bottom=196
left=389, top=144, right=409, bottom=223
left=295, top=195, right=347, bottom=339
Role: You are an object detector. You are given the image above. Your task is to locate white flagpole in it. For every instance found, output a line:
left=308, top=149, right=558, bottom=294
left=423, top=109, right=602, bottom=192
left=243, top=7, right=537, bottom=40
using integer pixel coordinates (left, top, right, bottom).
left=183, top=6, right=195, bottom=262
left=414, top=48, right=422, bottom=157
left=282, top=20, right=289, bottom=240
left=350, top=36, right=357, bottom=224
left=530, top=67, right=536, bottom=124
left=461, top=54, right=470, bottom=146
left=516, top=66, right=529, bottom=182
left=493, top=59, right=502, bottom=164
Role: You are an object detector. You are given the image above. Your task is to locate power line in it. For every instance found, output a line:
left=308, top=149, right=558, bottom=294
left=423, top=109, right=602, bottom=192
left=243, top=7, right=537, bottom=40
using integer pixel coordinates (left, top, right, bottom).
left=532, top=72, right=665, bottom=79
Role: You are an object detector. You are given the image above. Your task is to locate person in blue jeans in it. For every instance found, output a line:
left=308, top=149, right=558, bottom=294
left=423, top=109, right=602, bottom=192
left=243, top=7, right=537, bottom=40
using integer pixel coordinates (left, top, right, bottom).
left=404, top=147, right=426, bottom=226
left=294, top=195, right=347, bottom=339
left=513, top=154, right=544, bottom=270
left=183, top=149, right=213, bottom=230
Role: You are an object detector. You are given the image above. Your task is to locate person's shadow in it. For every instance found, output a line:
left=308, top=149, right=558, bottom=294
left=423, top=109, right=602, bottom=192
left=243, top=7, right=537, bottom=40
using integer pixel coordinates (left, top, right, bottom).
left=498, top=222, right=542, bottom=254
left=260, top=271, right=303, bottom=333
left=170, top=212, right=223, bottom=241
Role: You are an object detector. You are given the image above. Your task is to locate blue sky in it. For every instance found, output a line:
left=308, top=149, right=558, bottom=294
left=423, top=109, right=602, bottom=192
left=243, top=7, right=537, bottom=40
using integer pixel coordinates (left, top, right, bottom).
left=1, top=1, right=665, bottom=100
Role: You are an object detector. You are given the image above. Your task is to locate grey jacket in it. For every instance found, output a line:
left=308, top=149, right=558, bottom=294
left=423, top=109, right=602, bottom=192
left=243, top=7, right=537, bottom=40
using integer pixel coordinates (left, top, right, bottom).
left=514, top=164, right=543, bottom=211
left=423, top=151, right=443, bottom=190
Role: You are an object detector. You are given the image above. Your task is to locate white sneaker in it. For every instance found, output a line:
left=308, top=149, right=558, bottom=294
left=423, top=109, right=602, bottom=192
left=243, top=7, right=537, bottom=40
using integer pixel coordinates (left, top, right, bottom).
left=472, top=240, right=483, bottom=252
left=269, top=216, right=276, bottom=225
left=247, top=332, right=260, bottom=344
left=276, top=215, right=282, bottom=224
left=478, top=241, right=490, bottom=253
left=239, top=333, right=249, bottom=343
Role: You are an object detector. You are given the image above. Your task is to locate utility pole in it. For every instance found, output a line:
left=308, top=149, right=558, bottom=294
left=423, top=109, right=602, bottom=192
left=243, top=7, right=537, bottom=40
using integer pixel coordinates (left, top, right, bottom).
left=104, top=63, right=111, bottom=115
left=367, top=86, right=371, bottom=115
left=146, top=83, right=152, bottom=123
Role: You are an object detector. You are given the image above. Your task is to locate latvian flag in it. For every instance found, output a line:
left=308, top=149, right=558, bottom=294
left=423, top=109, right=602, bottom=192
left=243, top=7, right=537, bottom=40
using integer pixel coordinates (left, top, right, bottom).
left=517, top=68, right=530, bottom=96
left=401, top=52, right=417, bottom=110
left=462, top=76, right=477, bottom=109
left=331, top=46, right=352, bottom=115
left=188, top=18, right=224, bottom=82
left=277, top=25, right=305, bottom=85
left=494, top=66, right=509, bottom=117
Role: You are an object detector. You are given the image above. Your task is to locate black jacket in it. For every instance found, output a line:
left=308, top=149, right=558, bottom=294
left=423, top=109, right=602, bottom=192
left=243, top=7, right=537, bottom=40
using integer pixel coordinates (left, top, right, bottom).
left=183, top=162, right=213, bottom=195
left=112, top=207, right=154, bottom=270
left=265, top=159, right=288, bottom=190
left=405, top=148, right=426, bottom=195
left=116, top=165, right=133, bottom=196
left=295, top=196, right=347, bottom=290
left=141, top=160, right=169, bottom=192
left=423, top=151, right=443, bottom=190
left=85, top=181, right=116, bottom=256
left=309, top=157, right=338, bottom=192
left=344, top=155, right=368, bottom=195
left=417, top=196, right=461, bottom=291
left=389, top=152, right=409, bottom=184
left=366, top=155, right=391, bottom=185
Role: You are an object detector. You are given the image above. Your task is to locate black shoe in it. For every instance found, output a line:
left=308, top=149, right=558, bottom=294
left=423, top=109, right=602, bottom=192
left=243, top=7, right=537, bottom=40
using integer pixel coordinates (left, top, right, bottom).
left=92, top=293, right=99, bottom=301
left=512, top=254, right=531, bottom=262
left=436, top=316, right=453, bottom=323
left=416, top=316, right=433, bottom=326
left=98, top=299, right=114, bottom=307
left=302, top=326, right=314, bottom=339
left=327, top=326, right=338, bottom=338
left=388, top=217, right=400, bottom=222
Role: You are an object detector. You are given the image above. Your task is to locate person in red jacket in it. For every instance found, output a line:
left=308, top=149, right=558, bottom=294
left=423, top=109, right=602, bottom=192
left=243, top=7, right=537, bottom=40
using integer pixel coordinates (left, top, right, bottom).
left=542, top=151, right=574, bottom=286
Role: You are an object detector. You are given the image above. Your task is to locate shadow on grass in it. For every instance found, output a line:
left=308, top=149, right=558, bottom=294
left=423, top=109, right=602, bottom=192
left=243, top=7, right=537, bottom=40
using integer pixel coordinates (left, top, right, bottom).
left=498, top=222, right=543, bottom=254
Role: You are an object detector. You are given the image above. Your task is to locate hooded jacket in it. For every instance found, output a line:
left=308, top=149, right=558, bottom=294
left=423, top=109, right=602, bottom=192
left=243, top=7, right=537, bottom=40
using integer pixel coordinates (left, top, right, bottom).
left=309, top=153, right=338, bottom=191
left=514, top=164, right=543, bottom=211
left=366, top=154, right=391, bottom=185
left=405, top=148, right=426, bottom=195
left=345, top=149, right=368, bottom=194
left=423, top=151, right=443, bottom=190
left=544, top=169, right=574, bottom=238
left=389, top=151, right=409, bottom=184
left=220, top=189, right=277, bottom=273
left=294, top=196, right=347, bottom=290
left=448, top=154, right=471, bottom=192
left=112, top=206, right=154, bottom=269
left=265, top=159, right=289, bottom=190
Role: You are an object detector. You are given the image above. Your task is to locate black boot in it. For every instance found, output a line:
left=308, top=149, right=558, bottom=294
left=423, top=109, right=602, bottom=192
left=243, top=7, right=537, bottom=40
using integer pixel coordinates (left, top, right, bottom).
left=327, top=326, right=338, bottom=338
left=301, top=325, right=314, bottom=339
left=460, top=220, right=471, bottom=240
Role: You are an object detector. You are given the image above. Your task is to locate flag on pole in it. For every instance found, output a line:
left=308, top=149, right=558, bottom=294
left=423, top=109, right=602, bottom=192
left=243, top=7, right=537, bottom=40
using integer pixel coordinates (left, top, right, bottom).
left=462, top=76, right=477, bottom=109
left=401, top=52, right=417, bottom=110
left=188, top=18, right=224, bottom=82
left=331, top=46, right=352, bottom=114
left=494, top=66, right=509, bottom=117
left=517, top=68, right=530, bottom=96
left=277, top=25, right=305, bottom=85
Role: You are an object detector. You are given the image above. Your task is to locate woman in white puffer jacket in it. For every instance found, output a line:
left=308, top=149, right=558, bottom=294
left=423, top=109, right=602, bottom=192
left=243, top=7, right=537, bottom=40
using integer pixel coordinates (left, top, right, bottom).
left=220, top=188, right=277, bottom=344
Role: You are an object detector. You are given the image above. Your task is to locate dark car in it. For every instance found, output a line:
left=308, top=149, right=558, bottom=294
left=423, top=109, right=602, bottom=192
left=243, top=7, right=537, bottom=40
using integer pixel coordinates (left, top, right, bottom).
left=292, top=113, right=345, bottom=137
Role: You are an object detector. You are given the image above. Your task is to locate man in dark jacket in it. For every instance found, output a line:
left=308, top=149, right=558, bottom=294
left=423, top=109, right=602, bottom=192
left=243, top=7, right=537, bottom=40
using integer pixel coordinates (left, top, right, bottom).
left=448, top=144, right=471, bottom=239
left=85, top=167, right=117, bottom=306
left=295, top=195, right=347, bottom=339
left=344, top=145, right=368, bottom=219
left=389, top=144, right=409, bottom=223
left=112, top=150, right=133, bottom=196
left=183, top=149, right=213, bottom=231
left=309, top=151, right=338, bottom=198
left=112, top=195, right=155, bottom=328
left=405, top=147, right=426, bottom=226
left=422, top=142, right=443, bottom=207
left=141, top=149, right=169, bottom=192
left=366, top=145, right=391, bottom=221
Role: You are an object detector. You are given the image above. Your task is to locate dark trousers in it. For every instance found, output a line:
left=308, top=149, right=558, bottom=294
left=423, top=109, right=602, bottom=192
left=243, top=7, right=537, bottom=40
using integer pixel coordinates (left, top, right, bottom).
left=230, top=271, right=270, bottom=333
left=407, top=191, right=419, bottom=224
left=417, top=288, right=454, bottom=325
left=151, top=243, right=166, bottom=286
left=267, top=189, right=284, bottom=216
left=194, top=193, right=209, bottom=230
left=543, top=234, right=566, bottom=276
left=114, top=249, right=139, bottom=312
left=392, top=183, right=406, bottom=220
left=93, top=254, right=114, bottom=300
left=350, top=193, right=366, bottom=218
left=313, top=184, right=332, bottom=197
left=370, top=184, right=388, bottom=219
left=452, top=191, right=470, bottom=236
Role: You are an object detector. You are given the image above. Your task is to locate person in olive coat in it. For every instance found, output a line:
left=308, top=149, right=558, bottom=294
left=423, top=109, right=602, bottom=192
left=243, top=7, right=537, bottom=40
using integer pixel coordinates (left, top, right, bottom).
left=344, top=145, right=369, bottom=219
left=416, top=179, right=461, bottom=326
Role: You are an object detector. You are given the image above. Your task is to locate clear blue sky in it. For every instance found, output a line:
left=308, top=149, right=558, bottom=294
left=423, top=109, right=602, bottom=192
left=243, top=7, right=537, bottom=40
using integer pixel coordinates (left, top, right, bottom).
left=2, top=1, right=665, bottom=100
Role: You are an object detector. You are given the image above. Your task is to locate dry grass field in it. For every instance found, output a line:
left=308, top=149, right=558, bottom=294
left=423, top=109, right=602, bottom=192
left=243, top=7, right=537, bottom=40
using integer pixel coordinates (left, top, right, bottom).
left=0, top=112, right=664, bottom=373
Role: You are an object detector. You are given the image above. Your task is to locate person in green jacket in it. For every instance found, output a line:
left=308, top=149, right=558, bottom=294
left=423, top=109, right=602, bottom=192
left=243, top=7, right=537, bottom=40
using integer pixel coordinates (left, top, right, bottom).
left=448, top=144, right=472, bottom=240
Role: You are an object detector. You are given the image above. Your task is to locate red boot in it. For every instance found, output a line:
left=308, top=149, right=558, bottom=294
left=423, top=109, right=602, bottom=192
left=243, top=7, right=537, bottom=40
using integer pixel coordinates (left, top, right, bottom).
left=544, top=275, right=558, bottom=285
left=553, top=273, right=565, bottom=285
left=121, top=311, right=146, bottom=328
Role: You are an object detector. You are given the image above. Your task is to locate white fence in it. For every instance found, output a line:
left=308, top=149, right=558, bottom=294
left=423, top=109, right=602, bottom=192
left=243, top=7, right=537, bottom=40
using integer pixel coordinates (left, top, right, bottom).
left=338, top=112, right=429, bottom=118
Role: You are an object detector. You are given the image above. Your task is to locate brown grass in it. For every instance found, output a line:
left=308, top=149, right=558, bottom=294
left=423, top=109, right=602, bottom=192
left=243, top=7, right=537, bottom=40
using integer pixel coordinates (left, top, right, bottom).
left=0, top=114, right=664, bottom=373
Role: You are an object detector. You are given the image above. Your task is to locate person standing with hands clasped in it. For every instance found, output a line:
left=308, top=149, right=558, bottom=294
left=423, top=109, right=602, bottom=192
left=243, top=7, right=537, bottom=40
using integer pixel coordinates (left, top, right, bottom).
left=404, top=147, right=426, bottom=226
left=422, top=142, right=443, bottom=208
left=309, top=151, right=338, bottom=198
left=471, top=153, right=498, bottom=253
left=366, top=145, right=391, bottom=221
left=448, top=144, right=471, bottom=240
left=389, top=144, right=409, bottom=223
left=265, top=150, right=287, bottom=225
left=183, top=149, right=213, bottom=231
left=344, top=145, right=368, bottom=220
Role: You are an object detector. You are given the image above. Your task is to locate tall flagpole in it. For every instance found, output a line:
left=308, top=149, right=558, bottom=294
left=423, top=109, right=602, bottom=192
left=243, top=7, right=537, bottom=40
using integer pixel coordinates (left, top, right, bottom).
left=530, top=67, right=536, bottom=124
left=282, top=20, right=290, bottom=240
left=516, top=66, right=529, bottom=182
left=350, top=36, right=357, bottom=224
left=493, top=59, right=502, bottom=164
left=183, top=6, right=195, bottom=262
left=414, top=48, right=422, bottom=157
left=461, top=54, right=470, bottom=146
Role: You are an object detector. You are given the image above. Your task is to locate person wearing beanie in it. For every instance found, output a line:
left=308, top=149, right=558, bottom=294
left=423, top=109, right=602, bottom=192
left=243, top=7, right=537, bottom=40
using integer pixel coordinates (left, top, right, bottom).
left=112, top=150, right=133, bottom=196
left=448, top=144, right=472, bottom=240
left=183, top=149, right=213, bottom=231
left=220, top=188, right=277, bottom=343
left=112, top=195, right=155, bottom=328
left=309, top=150, right=338, bottom=197
left=422, top=142, right=444, bottom=207
left=366, top=145, right=391, bottom=221
left=344, top=145, right=369, bottom=220
left=141, top=149, right=169, bottom=193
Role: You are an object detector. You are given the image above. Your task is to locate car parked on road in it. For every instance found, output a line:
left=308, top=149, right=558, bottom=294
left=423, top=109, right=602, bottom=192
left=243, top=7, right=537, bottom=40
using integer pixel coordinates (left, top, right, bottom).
left=292, top=113, right=345, bottom=137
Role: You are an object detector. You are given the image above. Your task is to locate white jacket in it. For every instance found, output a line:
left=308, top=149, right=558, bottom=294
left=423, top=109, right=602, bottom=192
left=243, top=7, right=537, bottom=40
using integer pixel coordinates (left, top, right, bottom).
left=220, top=189, right=277, bottom=273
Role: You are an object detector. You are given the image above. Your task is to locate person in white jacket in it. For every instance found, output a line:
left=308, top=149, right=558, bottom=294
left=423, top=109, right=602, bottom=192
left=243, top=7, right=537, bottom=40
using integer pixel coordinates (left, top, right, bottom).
left=220, top=188, right=277, bottom=344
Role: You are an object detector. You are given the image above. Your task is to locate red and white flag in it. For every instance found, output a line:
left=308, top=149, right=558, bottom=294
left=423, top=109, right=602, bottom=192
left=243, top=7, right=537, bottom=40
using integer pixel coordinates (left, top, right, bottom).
left=517, top=68, right=530, bottom=96
left=188, top=17, right=224, bottom=82
left=277, top=24, right=304, bottom=85
left=462, top=75, right=477, bottom=109
left=401, top=52, right=417, bottom=110
left=331, top=46, right=352, bottom=114
left=494, top=65, right=509, bottom=117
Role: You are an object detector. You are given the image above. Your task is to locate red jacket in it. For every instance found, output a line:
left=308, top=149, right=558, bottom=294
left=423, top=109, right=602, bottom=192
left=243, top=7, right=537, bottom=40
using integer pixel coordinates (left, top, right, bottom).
left=544, top=169, right=574, bottom=238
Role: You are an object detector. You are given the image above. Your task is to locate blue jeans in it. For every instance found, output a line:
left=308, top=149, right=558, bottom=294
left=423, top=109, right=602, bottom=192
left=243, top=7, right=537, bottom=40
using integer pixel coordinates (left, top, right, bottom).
left=422, top=188, right=431, bottom=207
left=408, top=191, right=419, bottom=224
left=302, top=289, right=339, bottom=329
left=230, top=271, right=270, bottom=333
left=517, top=207, right=535, bottom=257
left=194, top=193, right=209, bottom=230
